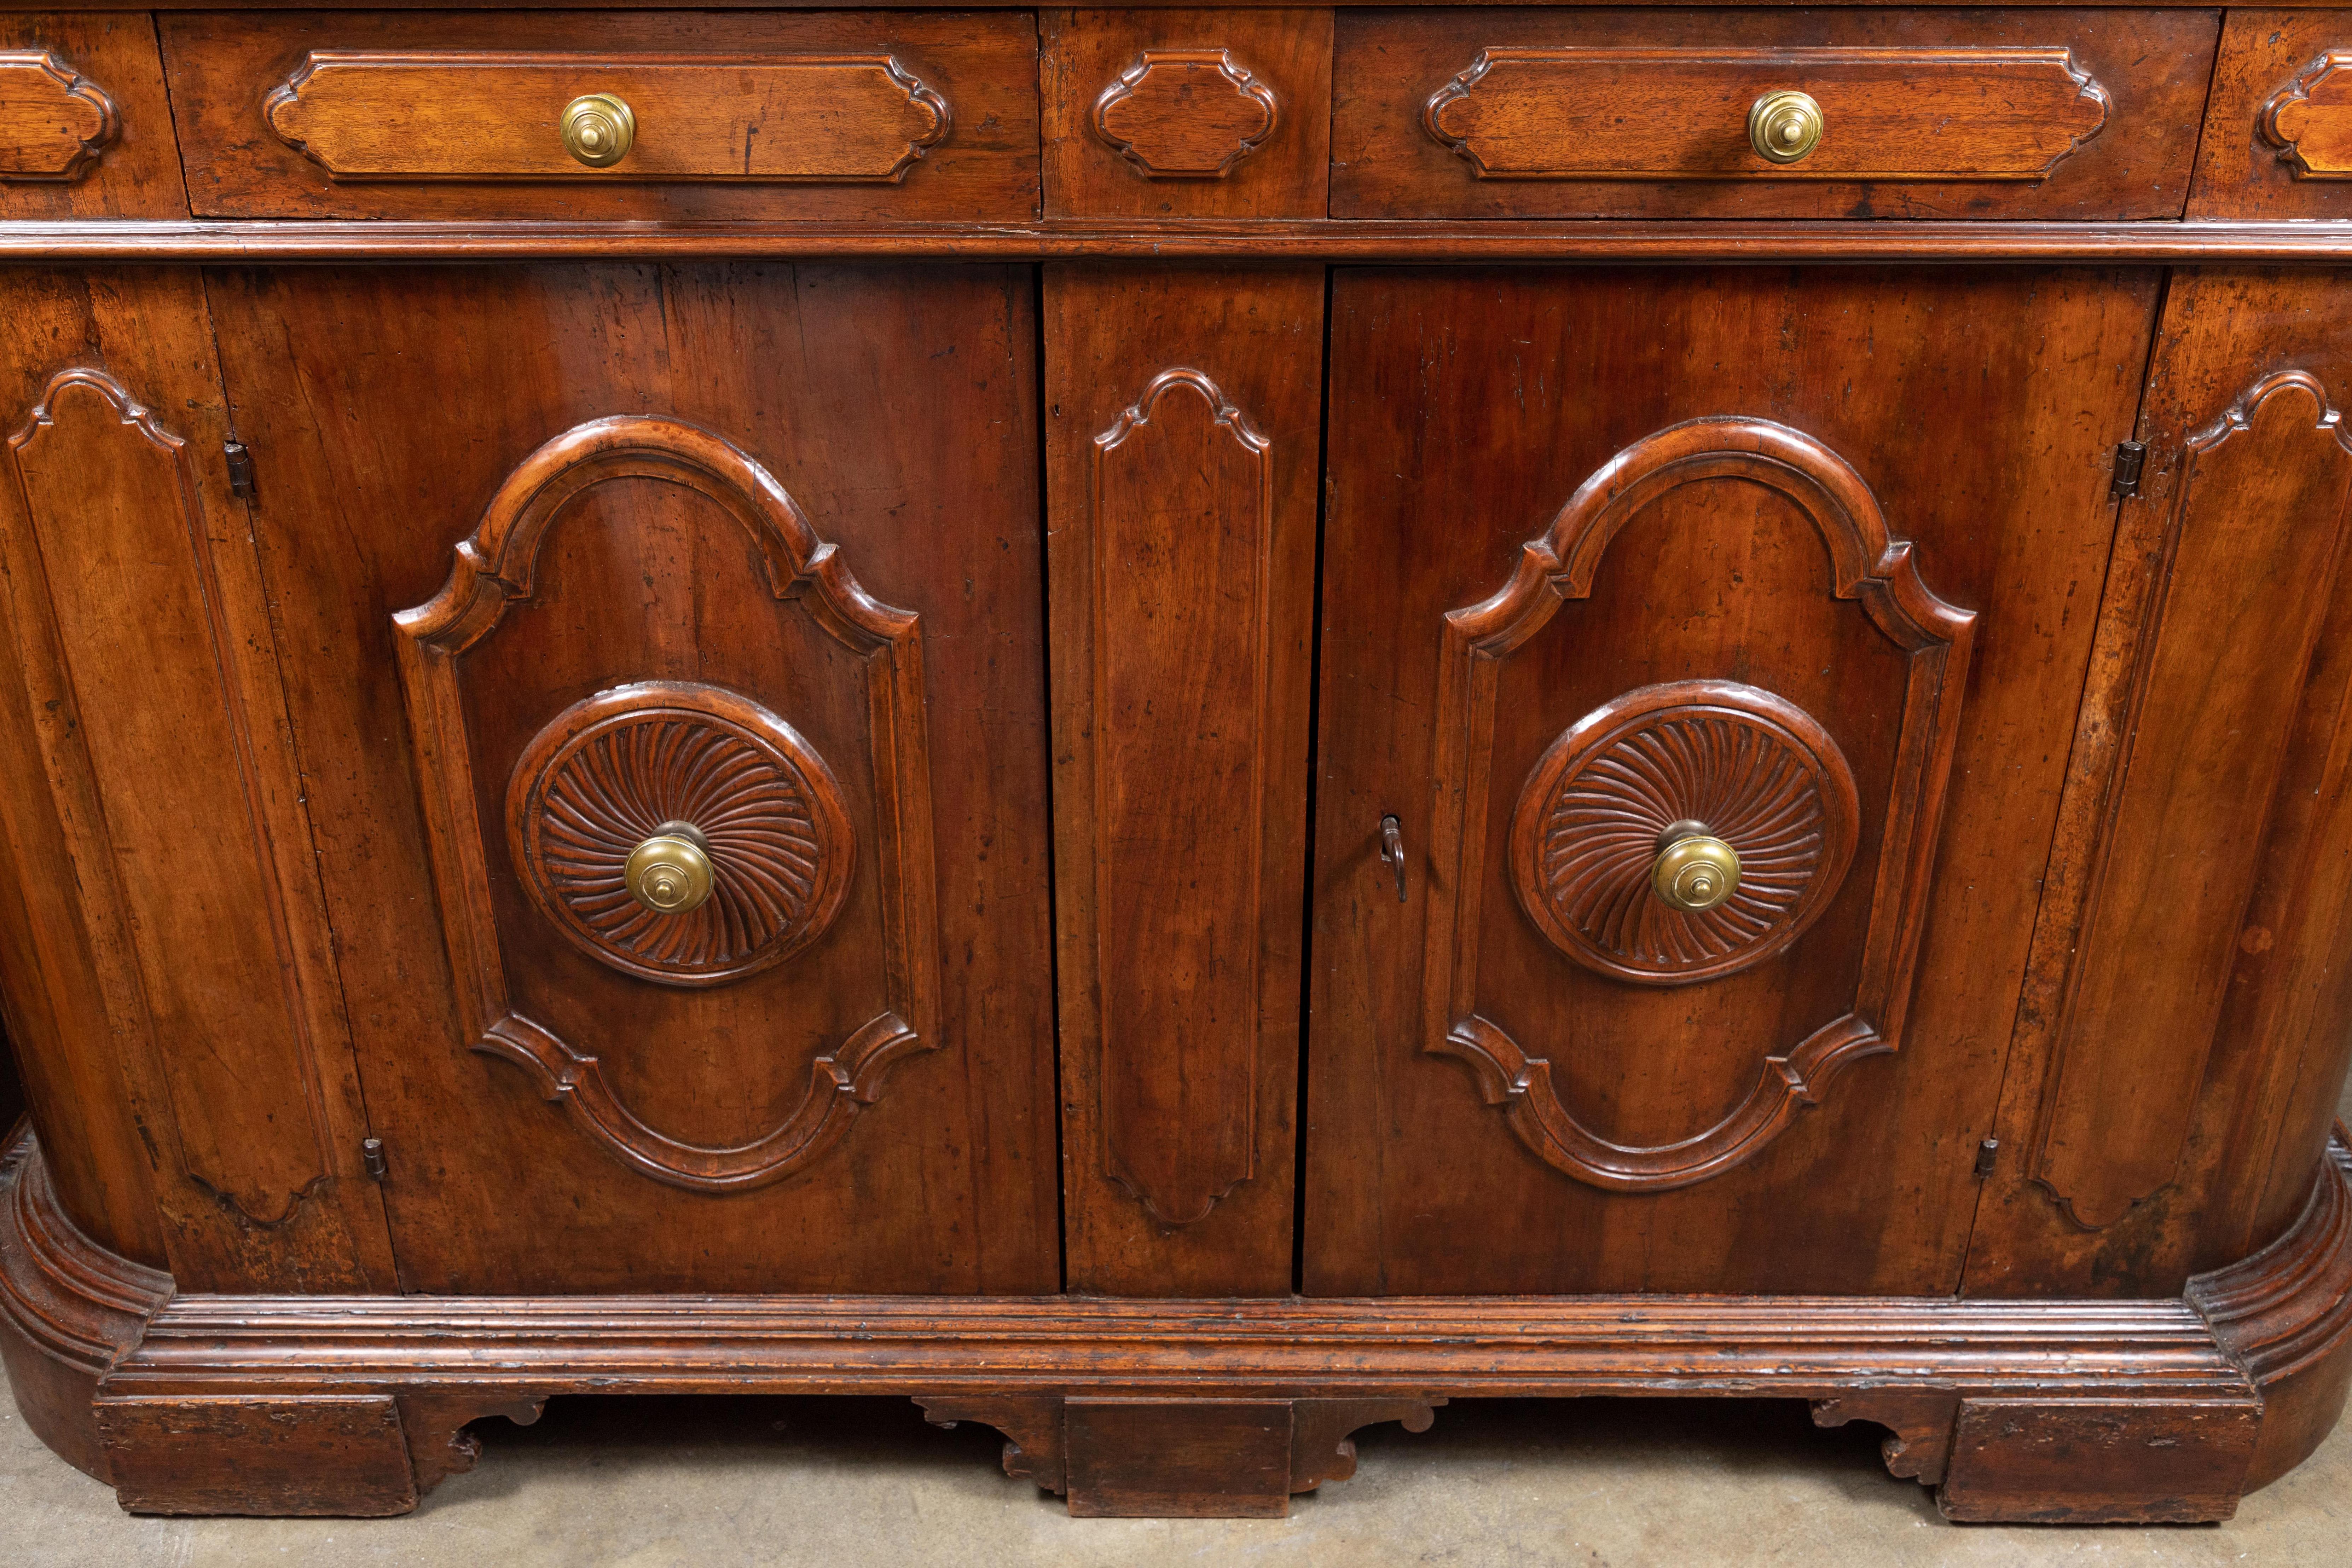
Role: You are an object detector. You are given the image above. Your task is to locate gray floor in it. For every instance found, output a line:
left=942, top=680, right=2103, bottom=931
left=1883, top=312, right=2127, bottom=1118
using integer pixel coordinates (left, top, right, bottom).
left=7, top=1076, right=2351, bottom=1567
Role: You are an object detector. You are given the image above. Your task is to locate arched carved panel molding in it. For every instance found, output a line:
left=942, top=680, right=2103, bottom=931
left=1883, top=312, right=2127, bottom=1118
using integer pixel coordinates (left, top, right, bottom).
left=2, top=368, right=342, bottom=1227
left=1093, top=50, right=1279, bottom=179
left=1088, top=368, right=1273, bottom=1226
left=393, top=415, right=940, bottom=1194
left=1510, top=680, right=1860, bottom=986
left=0, top=51, right=118, bottom=182
left=2261, top=51, right=2352, bottom=179
left=2030, top=372, right=2352, bottom=1228
left=1422, top=416, right=1976, bottom=1192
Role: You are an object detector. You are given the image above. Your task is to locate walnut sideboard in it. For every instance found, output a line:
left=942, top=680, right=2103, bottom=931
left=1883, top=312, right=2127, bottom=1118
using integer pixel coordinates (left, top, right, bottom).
left=5, top=0, right=2352, bottom=1526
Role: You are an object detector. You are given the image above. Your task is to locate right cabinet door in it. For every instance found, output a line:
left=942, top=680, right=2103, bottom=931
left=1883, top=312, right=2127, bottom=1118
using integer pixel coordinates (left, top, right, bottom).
left=1303, top=266, right=2160, bottom=1295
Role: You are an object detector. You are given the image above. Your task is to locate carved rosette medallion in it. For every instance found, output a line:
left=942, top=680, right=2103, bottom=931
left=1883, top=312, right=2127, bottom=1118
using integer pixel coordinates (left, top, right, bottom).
left=1511, top=681, right=1858, bottom=986
left=509, top=682, right=853, bottom=988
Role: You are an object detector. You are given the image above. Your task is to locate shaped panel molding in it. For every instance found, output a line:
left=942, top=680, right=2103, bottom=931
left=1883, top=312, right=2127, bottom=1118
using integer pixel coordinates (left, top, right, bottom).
left=393, top=415, right=940, bottom=1194
left=2031, top=372, right=2352, bottom=1228
left=2, top=370, right=338, bottom=1224
left=0, top=51, right=117, bottom=182
left=2261, top=51, right=2352, bottom=178
left=1511, top=680, right=1859, bottom=986
left=1424, top=47, right=2110, bottom=182
left=266, top=52, right=950, bottom=182
left=508, top=682, right=855, bottom=988
left=1089, top=368, right=1274, bottom=1226
left=1094, top=50, right=1279, bottom=179
left=1423, top=416, right=1975, bottom=1192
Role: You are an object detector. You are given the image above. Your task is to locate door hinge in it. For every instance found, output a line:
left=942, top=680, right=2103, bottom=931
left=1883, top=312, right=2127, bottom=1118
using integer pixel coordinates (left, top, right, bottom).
left=2110, top=440, right=2147, bottom=499
left=1974, top=1137, right=2000, bottom=1179
left=361, top=1136, right=387, bottom=1181
left=224, top=440, right=256, bottom=501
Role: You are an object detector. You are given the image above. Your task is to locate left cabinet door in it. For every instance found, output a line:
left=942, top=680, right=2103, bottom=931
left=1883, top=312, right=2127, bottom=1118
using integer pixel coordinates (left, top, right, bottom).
left=207, top=264, right=1061, bottom=1294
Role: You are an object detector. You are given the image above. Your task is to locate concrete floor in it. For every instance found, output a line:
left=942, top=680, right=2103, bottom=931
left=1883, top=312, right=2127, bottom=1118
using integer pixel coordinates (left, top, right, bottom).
left=7, top=1075, right=2350, bottom=1566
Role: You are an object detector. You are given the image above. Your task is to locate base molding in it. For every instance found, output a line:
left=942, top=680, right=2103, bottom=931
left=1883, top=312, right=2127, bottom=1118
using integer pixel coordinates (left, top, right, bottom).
left=6, top=1122, right=2349, bottom=1520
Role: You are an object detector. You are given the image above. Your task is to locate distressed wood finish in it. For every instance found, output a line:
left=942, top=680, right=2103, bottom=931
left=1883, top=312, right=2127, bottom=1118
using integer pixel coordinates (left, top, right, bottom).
left=1422, top=46, right=2109, bottom=182
left=202, top=263, right=1058, bottom=1295
left=1307, top=265, right=2158, bottom=1294
left=0, top=47, right=113, bottom=179
left=160, top=11, right=1040, bottom=220
left=1045, top=265, right=1319, bottom=1294
left=1335, top=8, right=2220, bottom=219
left=2190, top=11, right=2352, bottom=219
left=0, top=16, right=182, bottom=218
left=1043, top=9, right=1331, bottom=217
left=265, top=51, right=950, bottom=182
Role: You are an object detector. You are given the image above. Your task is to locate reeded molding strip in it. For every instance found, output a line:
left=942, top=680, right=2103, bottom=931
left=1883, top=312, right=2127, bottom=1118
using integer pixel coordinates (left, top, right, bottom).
left=0, top=50, right=118, bottom=183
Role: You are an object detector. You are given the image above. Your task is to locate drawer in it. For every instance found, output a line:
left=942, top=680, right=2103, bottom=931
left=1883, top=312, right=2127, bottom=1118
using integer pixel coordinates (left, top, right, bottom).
left=159, top=10, right=1040, bottom=220
left=2189, top=10, right=2352, bottom=219
left=0, top=13, right=185, bottom=217
left=1041, top=8, right=1332, bottom=218
left=1333, top=7, right=2219, bottom=220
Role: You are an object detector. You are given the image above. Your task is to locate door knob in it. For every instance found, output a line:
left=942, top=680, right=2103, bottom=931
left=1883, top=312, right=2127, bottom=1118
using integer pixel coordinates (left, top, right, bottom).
left=1651, top=820, right=1740, bottom=912
left=562, top=92, right=635, bottom=168
left=624, top=822, right=713, bottom=913
left=1748, top=90, right=1824, bottom=165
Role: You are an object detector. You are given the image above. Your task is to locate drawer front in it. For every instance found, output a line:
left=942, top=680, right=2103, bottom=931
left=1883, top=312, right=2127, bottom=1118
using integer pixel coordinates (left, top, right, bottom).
left=161, top=10, right=1039, bottom=220
left=1334, top=7, right=2219, bottom=219
left=0, top=13, right=185, bottom=217
left=2189, top=10, right=2352, bottom=218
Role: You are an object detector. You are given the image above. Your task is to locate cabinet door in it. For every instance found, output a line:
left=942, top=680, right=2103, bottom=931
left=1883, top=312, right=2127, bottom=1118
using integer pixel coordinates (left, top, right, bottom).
left=208, top=264, right=1059, bottom=1294
left=1304, top=266, right=2159, bottom=1295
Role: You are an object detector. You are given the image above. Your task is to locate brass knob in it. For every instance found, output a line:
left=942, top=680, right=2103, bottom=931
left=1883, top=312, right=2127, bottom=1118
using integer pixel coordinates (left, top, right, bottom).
left=1651, top=822, right=1740, bottom=913
left=562, top=93, right=635, bottom=168
left=624, top=822, right=712, bottom=914
left=1748, top=90, right=1824, bottom=165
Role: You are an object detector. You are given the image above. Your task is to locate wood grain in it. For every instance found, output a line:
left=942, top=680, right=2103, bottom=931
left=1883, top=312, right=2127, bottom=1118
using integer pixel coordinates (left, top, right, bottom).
left=266, top=51, right=951, bottom=182
left=161, top=10, right=1039, bottom=220
left=1423, top=46, right=2109, bottom=181
left=1334, top=8, right=2220, bottom=219
left=1306, top=265, right=2157, bottom=1294
left=99, top=1396, right=418, bottom=1516
left=1043, top=9, right=1330, bottom=218
left=2189, top=11, right=2352, bottom=219
left=0, top=15, right=184, bottom=218
left=205, top=263, right=1058, bottom=1295
left=1045, top=266, right=1319, bottom=1294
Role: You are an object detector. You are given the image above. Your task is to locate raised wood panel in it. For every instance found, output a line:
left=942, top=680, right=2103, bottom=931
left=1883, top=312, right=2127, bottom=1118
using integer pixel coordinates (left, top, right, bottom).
left=1333, top=8, right=2219, bottom=220
left=205, top=263, right=1057, bottom=1296
left=1305, top=266, right=2159, bottom=1296
left=266, top=52, right=950, bottom=182
left=2189, top=12, right=2352, bottom=219
left=0, top=277, right=391, bottom=1292
left=392, top=415, right=941, bottom=1195
left=1964, top=270, right=2352, bottom=1299
left=0, top=16, right=185, bottom=218
left=0, top=48, right=114, bottom=179
left=1042, top=9, right=1331, bottom=218
left=2028, top=373, right=2352, bottom=1231
left=1418, top=416, right=1973, bottom=1193
left=1046, top=265, right=1320, bottom=1295
left=160, top=11, right=1039, bottom=221
left=1422, top=46, right=2108, bottom=182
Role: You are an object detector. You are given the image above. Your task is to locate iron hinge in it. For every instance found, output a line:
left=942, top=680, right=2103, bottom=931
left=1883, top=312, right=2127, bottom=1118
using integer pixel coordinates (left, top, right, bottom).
left=1974, top=1137, right=2000, bottom=1179
left=361, top=1136, right=387, bottom=1182
left=2110, top=440, right=2147, bottom=499
left=224, top=440, right=255, bottom=502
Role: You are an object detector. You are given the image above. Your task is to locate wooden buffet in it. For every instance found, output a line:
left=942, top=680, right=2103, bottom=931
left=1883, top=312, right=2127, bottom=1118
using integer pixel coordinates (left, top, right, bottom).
left=3, top=0, right=2352, bottom=1524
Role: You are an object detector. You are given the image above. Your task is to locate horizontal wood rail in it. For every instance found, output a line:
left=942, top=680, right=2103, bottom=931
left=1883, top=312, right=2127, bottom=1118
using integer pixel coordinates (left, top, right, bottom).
left=9, top=219, right=2352, bottom=262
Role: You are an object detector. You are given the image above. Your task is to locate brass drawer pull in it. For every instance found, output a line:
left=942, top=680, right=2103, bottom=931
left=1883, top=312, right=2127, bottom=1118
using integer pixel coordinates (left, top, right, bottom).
left=561, top=91, right=633, bottom=167
left=623, top=821, right=712, bottom=913
left=1748, top=89, right=1824, bottom=164
left=1651, top=820, right=1740, bottom=912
